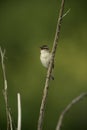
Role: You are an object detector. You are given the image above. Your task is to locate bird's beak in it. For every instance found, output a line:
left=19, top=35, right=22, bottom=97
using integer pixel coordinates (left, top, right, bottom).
left=40, top=46, right=42, bottom=49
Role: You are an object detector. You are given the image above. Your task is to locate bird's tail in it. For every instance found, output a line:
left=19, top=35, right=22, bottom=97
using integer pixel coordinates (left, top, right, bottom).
left=50, top=75, right=54, bottom=80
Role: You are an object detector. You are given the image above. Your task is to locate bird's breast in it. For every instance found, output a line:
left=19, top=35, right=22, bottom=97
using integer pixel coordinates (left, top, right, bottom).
left=40, top=52, right=51, bottom=68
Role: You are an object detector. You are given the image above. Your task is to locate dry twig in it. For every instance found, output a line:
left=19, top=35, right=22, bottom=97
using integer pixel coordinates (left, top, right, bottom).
left=56, top=92, right=87, bottom=130
left=0, top=47, right=13, bottom=130
left=37, top=0, right=65, bottom=130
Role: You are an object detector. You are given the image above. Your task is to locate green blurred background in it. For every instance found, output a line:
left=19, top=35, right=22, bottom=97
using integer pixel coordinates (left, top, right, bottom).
left=0, top=0, right=87, bottom=130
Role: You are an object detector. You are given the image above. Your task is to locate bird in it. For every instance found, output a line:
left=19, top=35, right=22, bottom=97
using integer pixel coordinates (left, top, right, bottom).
left=40, top=45, right=54, bottom=80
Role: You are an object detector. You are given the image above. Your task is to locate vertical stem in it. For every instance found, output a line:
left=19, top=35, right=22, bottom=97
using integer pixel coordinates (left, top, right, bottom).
left=37, top=1, right=65, bottom=130
left=0, top=47, right=13, bottom=130
left=17, top=93, right=21, bottom=130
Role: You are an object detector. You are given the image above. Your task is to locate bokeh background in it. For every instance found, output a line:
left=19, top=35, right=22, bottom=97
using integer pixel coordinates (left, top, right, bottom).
left=0, top=0, right=87, bottom=130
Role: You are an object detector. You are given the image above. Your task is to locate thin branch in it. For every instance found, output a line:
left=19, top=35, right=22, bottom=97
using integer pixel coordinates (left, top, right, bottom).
left=56, top=92, right=87, bottom=130
left=62, top=8, right=71, bottom=19
left=17, top=93, right=21, bottom=130
left=8, top=112, right=13, bottom=130
left=37, top=0, right=65, bottom=130
left=0, top=47, right=13, bottom=130
left=0, top=48, right=7, bottom=90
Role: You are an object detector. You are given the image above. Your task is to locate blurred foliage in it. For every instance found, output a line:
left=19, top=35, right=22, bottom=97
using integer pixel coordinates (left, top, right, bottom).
left=0, top=0, right=87, bottom=130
